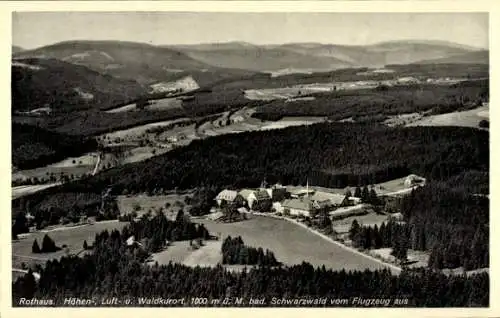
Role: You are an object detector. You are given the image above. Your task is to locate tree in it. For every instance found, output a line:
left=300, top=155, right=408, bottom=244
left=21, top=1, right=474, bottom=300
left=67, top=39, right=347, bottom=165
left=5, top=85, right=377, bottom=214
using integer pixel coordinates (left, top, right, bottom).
left=32, top=239, right=41, bottom=253
left=349, top=220, right=361, bottom=242
left=369, top=188, right=379, bottom=205
left=361, top=186, right=370, bottom=203
left=391, top=228, right=408, bottom=264
left=354, top=187, right=362, bottom=198
left=175, top=209, right=185, bottom=223
left=41, top=234, right=58, bottom=253
left=478, top=120, right=489, bottom=129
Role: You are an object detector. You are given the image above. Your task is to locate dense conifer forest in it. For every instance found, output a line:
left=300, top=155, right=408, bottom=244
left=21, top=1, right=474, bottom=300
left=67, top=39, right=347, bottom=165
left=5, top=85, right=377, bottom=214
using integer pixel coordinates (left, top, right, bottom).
left=12, top=225, right=489, bottom=307
left=252, top=79, right=488, bottom=121
left=222, top=236, right=280, bottom=266
left=45, top=123, right=487, bottom=195
left=12, top=123, right=98, bottom=169
left=349, top=184, right=489, bottom=270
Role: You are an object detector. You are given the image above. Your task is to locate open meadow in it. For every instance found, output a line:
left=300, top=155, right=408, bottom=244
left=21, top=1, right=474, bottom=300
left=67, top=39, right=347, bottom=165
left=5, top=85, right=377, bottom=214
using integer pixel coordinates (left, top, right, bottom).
left=194, top=215, right=396, bottom=273
left=12, top=220, right=127, bottom=268
left=99, top=117, right=191, bottom=143
left=406, top=105, right=489, bottom=129
left=12, top=152, right=98, bottom=183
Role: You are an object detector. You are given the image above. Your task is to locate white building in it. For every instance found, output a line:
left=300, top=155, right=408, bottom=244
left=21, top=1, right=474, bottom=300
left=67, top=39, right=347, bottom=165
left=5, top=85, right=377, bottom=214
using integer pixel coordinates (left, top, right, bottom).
left=215, top=190, right=238, bottom=206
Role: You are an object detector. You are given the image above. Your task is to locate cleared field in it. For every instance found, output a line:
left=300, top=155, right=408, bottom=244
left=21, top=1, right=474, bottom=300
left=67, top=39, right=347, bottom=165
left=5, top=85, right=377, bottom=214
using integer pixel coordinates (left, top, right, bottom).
left=147, top=98, right=183, bottom=111
left=195, top=215, right=396, bottom=273
left=100, top=118, right=190, bottom=142
left=105, top=103, right=137, bottom=113
left=116, top=193, right=192, bottom=219
left=182, top=241, right=222, bottom=267
left=12, top=220, right=127, bottom=268
left=106, top=99, right=182, bottom=113
left=50, top=153, right=97, bottom=168
left=150, top=241, right=193, bottom=265
left=12, top=153, right=97, bottom=183
left=332, top=212, right=389, bottom=234
left=200, top=116, right=326, bottom=137
left=121, top=146, right=170, bottom=164
left=406, top=105, right=489, bottom=129
left=373, top=177, right=413, bottom=194
left=259, top=117, right=326, bottom=130
left=12, top=182, right=62, bottom=200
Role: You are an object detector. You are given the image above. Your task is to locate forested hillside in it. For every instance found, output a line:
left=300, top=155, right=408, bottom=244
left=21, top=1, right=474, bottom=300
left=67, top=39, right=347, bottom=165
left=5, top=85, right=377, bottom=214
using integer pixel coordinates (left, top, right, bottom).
left=50, top=123, right=488, bottom=195
left=253, top=80, right=488, bottom=122
left=12, top=123, right=98, bottom=169
left=12, top=58, right=146, bottom=113
left=353, top=185, right=489, bottom=270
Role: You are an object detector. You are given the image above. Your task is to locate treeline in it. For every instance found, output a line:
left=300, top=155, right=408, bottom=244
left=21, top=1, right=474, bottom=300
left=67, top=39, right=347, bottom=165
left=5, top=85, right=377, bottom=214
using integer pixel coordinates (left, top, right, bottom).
left=221, top=236, right=280, bottom=266
left=352, top=185, right=489, bottom=270
left=12, top=123, right=98, bottom=169
left=47, top=123, right=487, bottom=195
left=182, top=89, right=267, bottom=118
left=12, top=192, right=119, bottom=238
left=209, top=64, right=488, bottom=92
left=252, top=79, right=488, bottom=123
left=122, top=212, right=210, bottom=253
left=399, top=185, right=489, bottom=270
left=12, top=225, right=488, bottom=306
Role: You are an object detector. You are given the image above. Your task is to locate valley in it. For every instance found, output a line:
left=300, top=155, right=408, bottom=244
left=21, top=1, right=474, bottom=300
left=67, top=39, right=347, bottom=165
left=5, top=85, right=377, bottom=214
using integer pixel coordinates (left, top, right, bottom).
left=10, top=32, right=490, bottom=307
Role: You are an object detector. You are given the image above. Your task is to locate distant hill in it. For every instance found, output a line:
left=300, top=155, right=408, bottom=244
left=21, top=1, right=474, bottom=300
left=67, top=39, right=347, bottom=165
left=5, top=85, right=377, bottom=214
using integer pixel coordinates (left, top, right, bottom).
left=413, top=50, right=489, bottom=65
left=170, top=40, right=486, bottom=72
left=12, top=46, right=24, bottom=54
left=12, top=57, right=146, bottom=112
left=16, top=39, right=487, bottom=78
left=14, top=40, right=254, bottom=86
left=167, top=42, right=354, bottom=73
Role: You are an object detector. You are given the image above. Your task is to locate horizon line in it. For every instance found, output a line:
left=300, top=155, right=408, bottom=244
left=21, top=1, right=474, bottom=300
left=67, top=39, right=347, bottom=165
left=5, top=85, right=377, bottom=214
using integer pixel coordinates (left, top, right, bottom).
left=14, top=38, right=488, bottom=52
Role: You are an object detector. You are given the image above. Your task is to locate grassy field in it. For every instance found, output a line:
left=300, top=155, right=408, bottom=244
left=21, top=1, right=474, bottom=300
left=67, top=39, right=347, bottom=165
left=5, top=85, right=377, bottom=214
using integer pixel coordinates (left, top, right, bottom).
left=12, top=152, right=98, bottom=183
left=99, top=118, right=191, bottom=143
left=12, top=183, right=62, bottom=200
left=116, top=193, right=193, bottom=219
left=147, top=98, right=183, bottom=111
left=182, top=241, right=222, bottom=267
left=12, top=220, right=127, bottom=268
left=259, top=117, right=326, bottom=130
left=105, top=103, right=137, bottom=113
left=332, top=211, right=389, bottom=234
left=194, top=215, right=395, bottom=273
left=149, top=240, right=222, bottom=267
left=406, top=105, right=489, bottom=129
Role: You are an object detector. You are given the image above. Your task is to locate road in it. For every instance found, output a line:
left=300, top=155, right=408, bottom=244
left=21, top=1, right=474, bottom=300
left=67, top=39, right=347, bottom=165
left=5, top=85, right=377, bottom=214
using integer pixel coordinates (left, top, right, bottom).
left=92, top=152, right=101, bottom=175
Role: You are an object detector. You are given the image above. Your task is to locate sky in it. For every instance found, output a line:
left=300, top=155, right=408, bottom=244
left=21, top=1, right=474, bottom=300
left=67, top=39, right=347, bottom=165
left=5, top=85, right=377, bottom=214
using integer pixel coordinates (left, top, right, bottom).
left=12, top=12, right=488, bottom=50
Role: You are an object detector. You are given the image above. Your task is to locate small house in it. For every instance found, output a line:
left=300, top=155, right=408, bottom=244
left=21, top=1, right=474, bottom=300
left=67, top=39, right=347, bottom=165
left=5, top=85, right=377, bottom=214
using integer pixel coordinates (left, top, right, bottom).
left=238, top=189, right=272, bottom=210
left=310, top=191, right=348, bottom=208
left=215, top=190, right=239, bottom=207
left=281, top=198, right=318, bottom=217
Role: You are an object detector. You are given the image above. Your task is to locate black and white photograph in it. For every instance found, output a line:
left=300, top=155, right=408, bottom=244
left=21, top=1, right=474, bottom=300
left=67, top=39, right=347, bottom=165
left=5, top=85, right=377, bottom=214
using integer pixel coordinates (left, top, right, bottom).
left=9, top=9, right=490, bottom=308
